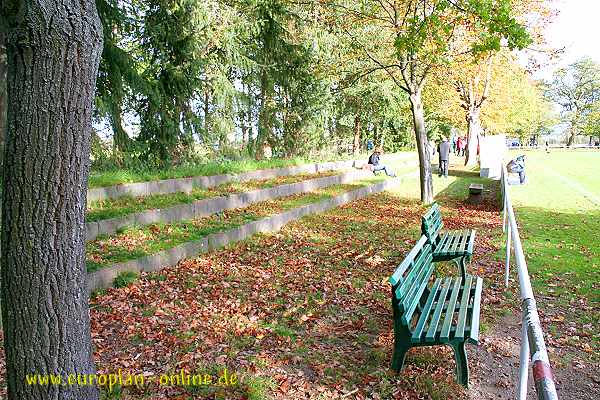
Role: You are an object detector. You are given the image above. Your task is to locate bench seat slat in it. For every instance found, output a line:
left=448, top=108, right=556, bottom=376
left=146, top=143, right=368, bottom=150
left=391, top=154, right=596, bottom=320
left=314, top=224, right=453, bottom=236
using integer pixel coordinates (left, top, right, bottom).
left=469, top=277, right=483, bottom=343
left=450, top=229, right=465, bottom=255
left=425, top=277, right=452, bottom=342
left=436, top=232, right=450, bottom=254
left=454, top=275, right=474, bottom=340
left=411, top=279, right=443, bottom=342
left=439, top=277, right=463, bottom=342
left=466, top=229, right=476, bottom=255
left=438, top=233, right=454, bottom=256
left=458, top=230, right=470, bottom=252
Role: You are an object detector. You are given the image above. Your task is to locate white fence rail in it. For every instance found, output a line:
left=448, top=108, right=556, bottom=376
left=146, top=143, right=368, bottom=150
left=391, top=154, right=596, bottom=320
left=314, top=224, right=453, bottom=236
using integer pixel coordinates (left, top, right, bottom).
left=501, top=165, right=559, bottom=400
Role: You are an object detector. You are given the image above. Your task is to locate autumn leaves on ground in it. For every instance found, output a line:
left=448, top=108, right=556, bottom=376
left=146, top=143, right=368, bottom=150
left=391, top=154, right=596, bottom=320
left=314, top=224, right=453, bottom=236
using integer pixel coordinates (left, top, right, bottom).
left=89, top=165, right=511, bottom=400
left=87, top=185, right=502, bottom=400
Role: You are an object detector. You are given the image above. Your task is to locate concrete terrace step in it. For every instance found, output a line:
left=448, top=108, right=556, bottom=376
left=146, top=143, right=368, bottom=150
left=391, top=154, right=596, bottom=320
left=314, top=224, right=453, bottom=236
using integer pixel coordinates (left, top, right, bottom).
left=86, top=169, right=374, bottom=241
left=87, top=153, right=416, bottom=204
left=86, top=172, right=413, bottom=292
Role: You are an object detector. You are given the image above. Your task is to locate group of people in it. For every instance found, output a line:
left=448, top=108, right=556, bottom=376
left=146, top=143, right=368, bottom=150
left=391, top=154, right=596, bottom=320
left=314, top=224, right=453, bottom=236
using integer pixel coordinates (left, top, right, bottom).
left=452, top=136, right=467, bottom=156
left=429, top=136, right=468, bottom=158
left=366, top=139, right=527, bottom=185
left=365, top=137, right=455, bottom=179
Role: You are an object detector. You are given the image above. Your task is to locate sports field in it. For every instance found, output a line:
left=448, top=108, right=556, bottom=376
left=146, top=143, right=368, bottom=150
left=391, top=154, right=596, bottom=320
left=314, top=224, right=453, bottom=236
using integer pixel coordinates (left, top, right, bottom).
left=508, top=150, right=600, bottom=345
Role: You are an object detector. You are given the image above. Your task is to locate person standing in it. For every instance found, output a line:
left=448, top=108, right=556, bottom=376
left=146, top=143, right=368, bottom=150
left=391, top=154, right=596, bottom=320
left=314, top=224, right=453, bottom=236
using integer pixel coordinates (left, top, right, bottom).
left=455, top=136, right=462, bottom=156
left=438, top=137, right=451, bottom=178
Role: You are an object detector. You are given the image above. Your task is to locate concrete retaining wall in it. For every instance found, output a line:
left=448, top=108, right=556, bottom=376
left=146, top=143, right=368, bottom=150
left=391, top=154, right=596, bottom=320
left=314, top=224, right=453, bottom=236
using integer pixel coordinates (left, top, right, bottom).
left=85, top=169, right=379, bottom=241
left=86, top=173, right=411, bottom=292
left=87, top=153, right=416, bottom=203
left=88, top=160, right=355, bottom=204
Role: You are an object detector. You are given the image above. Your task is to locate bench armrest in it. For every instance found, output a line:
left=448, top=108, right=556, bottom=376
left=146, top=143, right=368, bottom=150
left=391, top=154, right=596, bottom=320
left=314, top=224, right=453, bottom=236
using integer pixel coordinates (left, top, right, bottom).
left=466, top=229, right=476, bottom=255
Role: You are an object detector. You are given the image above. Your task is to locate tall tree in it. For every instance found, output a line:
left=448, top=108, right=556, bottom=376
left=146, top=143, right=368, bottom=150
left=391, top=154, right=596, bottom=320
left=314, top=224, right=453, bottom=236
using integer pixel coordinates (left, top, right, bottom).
left=95, top=0, right=146, bottom=154
left=455, top=55, right=493, bottom=166
left=547, top=58, right=600, bottom=146
left=1, top=1, right=103, bottom=399
left=582, top=101, right=600, bottom=145
left=333, top=0, right=530, bottom=203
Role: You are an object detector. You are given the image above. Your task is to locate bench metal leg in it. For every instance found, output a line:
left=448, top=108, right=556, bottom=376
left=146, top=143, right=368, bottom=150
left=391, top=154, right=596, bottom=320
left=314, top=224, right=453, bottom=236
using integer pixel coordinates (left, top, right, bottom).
left=391, top=344, right=409, bottom=372
left=452, top=257, right=468, bottom=280
left=452, top=341, right=469, bottom=387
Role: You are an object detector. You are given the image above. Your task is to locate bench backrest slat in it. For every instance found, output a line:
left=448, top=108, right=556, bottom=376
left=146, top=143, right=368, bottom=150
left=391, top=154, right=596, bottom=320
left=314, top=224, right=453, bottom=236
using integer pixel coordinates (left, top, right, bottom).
left=395, top=245, right=432, bottom=299
left=422, top=203, right=444, bottom=243
left=401, top=262, right=434, bottom=324
left=389, top=235, right=434, bottom=319
left=389, top=235, right=428, bottom=286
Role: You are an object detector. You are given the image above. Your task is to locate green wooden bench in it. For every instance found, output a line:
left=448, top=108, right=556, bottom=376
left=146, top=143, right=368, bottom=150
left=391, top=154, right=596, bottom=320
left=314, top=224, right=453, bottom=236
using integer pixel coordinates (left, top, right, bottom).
left=421, top=203, right=476, bottom=279
left=389, top=235, right=483, bottom=386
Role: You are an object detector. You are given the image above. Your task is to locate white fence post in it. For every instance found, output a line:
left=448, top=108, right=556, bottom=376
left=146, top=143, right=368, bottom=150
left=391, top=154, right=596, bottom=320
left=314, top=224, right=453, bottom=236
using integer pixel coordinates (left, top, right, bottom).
left=505, top=225, right=511, bottom=288
left=518, top=317, right=530, bottom=400
left=501, top=165, right=558, bottom=400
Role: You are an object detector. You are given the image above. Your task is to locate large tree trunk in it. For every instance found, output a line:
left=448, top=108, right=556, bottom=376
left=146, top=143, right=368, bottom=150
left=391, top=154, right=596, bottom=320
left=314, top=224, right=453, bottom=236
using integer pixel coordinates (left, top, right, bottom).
left=256, top=69, right=272, bottom=159
left=464, top=107, right=482, bottom=166
left=352, top=114, right=361, bottom=156
left=0, top=31, right=6, bottom=168
left=409, top=92, right=433, bottom=204
left=1, top=1, right=103, bottom=399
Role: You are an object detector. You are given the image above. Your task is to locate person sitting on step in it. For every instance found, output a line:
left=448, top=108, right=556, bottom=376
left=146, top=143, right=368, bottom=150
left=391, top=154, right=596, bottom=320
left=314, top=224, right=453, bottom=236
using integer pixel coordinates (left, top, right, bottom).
left=368, top=147, right=396, bottom=177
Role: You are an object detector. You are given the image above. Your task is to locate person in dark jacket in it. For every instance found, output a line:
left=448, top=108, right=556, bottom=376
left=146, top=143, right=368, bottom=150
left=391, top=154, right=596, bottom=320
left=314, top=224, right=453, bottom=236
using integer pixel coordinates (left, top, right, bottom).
left=437, top=137, right=451, bottom=177
left=368, top=147, right=396, bottom=177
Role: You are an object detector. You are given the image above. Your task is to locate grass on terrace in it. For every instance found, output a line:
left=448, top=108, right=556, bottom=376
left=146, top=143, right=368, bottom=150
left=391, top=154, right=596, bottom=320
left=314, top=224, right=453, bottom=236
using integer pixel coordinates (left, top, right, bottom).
left=88, top=151, right=416, bottom=188
left=86, top=179, right=388, bottom=272
left=88, top=157, right=309, bottom=188
left=86, top=171, right=339, bottom=222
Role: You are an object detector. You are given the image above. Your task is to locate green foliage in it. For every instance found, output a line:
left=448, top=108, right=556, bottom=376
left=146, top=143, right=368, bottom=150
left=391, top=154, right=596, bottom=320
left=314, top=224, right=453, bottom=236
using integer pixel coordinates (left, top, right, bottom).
left=546, top=57, right=600, bottom=143
left=91, top=0, right=538, bottom=171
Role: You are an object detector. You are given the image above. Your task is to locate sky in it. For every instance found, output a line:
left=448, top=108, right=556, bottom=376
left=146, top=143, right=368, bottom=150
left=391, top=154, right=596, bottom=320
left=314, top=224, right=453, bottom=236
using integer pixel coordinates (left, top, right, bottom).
left=531, top=0, right=600, bottom=79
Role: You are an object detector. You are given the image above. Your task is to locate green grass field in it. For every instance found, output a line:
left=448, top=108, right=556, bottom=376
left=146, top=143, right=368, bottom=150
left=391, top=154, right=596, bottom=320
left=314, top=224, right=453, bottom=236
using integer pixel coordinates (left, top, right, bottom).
left=508, top=150, right=600, bottom=346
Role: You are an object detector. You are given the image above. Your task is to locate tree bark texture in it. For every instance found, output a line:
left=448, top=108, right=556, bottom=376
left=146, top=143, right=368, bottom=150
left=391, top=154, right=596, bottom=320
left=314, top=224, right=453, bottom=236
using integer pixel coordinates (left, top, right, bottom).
left=459, top=56, right=492, bottom=166
left=0, top=31, right=6, bottom=168
left=566, top=125, right=577, bottom=147
left=409, top=92, right=433, bottom=204
left=1, top=1, right=103, bottom=399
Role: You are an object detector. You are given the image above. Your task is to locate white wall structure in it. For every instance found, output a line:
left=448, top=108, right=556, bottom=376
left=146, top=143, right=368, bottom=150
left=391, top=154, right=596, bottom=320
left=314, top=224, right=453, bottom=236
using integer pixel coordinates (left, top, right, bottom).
left=479, top=135, right=507, bottom=180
